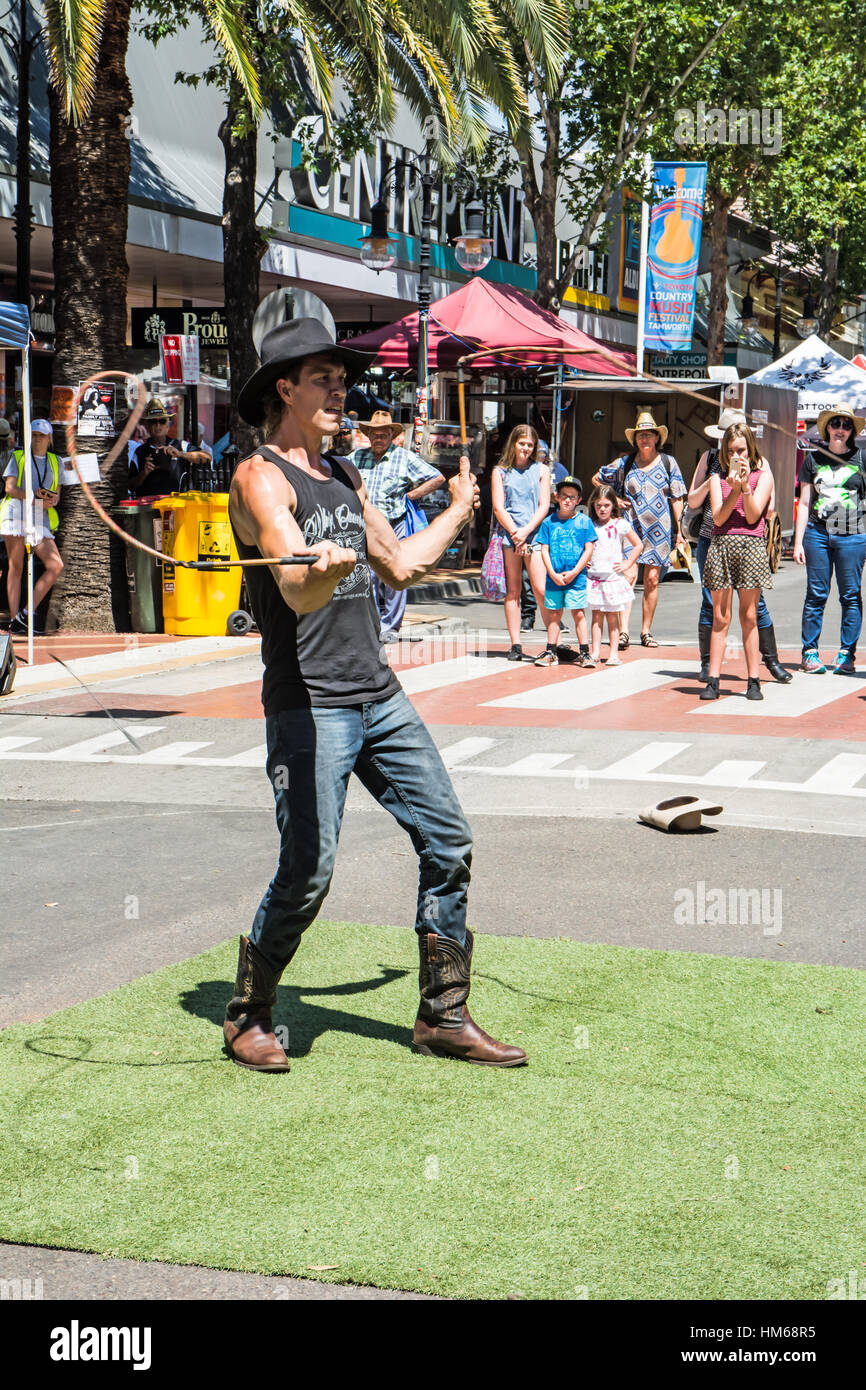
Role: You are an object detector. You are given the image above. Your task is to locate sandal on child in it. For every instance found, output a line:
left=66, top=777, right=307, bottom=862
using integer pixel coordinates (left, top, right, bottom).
left=619, top=632, right=630, bottom=650
left=640, top=631, right=659, bottom=647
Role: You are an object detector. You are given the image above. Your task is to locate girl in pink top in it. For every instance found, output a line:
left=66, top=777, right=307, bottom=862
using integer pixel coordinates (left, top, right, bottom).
left=701, top=423, right=773, bottom=702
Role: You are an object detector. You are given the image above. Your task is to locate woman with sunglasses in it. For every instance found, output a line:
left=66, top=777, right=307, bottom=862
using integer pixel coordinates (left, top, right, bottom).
left=793, top=402, right=866, bottom=674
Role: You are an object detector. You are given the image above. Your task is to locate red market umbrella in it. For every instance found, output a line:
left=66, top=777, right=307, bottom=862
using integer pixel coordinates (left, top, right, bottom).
left=349, top=275, right=634, bottom=376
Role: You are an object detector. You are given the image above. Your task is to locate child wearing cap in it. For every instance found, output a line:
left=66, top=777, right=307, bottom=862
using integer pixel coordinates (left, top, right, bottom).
left=534, top=477, right=596, bottom=666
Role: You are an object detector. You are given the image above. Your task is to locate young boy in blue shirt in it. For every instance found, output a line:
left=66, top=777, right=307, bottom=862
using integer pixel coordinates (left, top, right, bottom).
left=534, top=477, right=596, bottom=666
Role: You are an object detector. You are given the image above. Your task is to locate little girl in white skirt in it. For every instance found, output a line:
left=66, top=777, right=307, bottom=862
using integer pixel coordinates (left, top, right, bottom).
left=585, top=486, right=643, bottom=666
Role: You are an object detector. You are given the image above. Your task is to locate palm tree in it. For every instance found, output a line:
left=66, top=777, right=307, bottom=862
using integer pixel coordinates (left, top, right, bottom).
left=42, top=0, right=260, bottom=630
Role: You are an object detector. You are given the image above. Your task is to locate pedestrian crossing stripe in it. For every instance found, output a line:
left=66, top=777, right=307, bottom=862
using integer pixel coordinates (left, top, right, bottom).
left=3, top=728, right=866, bottom=798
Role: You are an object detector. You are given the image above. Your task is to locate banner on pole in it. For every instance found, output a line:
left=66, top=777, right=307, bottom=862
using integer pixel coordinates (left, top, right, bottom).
left=643, top=162, right=707, bottom=352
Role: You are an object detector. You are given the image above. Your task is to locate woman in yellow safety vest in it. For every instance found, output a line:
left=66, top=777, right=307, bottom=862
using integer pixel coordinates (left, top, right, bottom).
left=1, top=419, right=64, bottom=634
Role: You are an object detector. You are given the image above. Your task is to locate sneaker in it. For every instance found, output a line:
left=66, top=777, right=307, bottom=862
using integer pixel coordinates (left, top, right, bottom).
left=746, top=677, right=763, bottom=701
left=506, top=644, right=523, bottom=662
left=11, top=609, right=41, bottom=636
left=801, top=650, right=826, bottom=674
left=520, top=618, right=536, bottom=633
left=533, top=648, right=557, bottom=667
left=582, top=654, right=598, bottom=668
left=833, top=649, right=856, bottom=675
left=699, top=677, right=720, bottom=701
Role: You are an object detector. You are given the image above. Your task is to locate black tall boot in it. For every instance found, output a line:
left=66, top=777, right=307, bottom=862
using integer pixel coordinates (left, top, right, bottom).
left=698, top=624, right=712, bottom=682
left=413, top=930, right=527, bottom=1067
left=759, top=624, right=792, bottom=683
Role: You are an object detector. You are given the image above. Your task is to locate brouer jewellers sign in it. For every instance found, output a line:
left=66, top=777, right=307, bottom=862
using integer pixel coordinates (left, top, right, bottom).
left=131, top=308, right=228, bottom=350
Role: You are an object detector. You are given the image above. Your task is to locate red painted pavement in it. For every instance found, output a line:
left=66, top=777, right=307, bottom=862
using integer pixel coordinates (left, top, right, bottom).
left=18, top=643, right=866, bottom=741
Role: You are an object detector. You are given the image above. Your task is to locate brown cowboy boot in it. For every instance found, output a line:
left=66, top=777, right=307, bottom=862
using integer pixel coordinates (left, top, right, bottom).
left=223, top=935, right=290, bottom=1072
left=412, top=929, right=527, bottom=1067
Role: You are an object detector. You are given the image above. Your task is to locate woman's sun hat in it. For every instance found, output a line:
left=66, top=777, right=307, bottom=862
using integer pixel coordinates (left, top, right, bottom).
left=625, top=409, right=668, bottom=447
left=816, top=402, right=866, bottom=442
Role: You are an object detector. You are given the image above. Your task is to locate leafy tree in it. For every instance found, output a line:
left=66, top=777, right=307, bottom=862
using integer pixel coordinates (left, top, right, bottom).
left=499, top=0, right=744, bottom=312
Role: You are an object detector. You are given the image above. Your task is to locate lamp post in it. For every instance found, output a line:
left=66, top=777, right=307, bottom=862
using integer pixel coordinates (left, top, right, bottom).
left=360, top=161, right=492, bottom=429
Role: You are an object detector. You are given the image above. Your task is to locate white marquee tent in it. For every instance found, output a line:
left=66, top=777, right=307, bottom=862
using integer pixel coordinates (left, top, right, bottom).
left=747, top=333, right=866, bottom=417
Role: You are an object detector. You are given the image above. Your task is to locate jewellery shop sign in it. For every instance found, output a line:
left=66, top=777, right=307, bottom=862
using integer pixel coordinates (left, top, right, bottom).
left=130, top=307, right=228, bottom=350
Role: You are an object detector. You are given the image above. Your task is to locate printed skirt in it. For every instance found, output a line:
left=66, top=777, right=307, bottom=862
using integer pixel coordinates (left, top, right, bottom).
left=704, top=534, right=772, bottom=591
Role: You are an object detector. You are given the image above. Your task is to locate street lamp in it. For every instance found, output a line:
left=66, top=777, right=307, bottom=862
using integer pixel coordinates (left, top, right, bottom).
left=796, top=291, right=820, bottom=339
left=359, top=197, right=398, bottom=273
left=453, top=198, right=493, bottom=274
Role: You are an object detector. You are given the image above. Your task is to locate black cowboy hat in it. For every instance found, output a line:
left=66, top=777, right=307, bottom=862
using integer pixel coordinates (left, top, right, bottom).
left=238, top=318, right=373, bottom=426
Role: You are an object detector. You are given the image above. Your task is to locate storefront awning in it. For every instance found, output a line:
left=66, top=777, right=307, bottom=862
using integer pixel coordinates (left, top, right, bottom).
left=0, top=301, right=30, bottom=349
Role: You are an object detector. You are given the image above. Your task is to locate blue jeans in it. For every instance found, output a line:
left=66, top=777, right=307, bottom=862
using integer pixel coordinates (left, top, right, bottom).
left=372, top=513, right=407, bottom=636
left=801, top=524, right=866, bottom=654
left=695, top=535, right=772, bottom=629
left=249, top=689, right=473, bottom=970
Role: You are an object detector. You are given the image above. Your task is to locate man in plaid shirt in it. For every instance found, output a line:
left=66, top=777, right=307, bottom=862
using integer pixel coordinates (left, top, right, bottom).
left=351, top=410, right=445, bottom=638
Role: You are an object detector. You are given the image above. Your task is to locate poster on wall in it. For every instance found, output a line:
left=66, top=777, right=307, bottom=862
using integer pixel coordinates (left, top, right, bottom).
left=643, top=161, right=707, bottom=352
left=77, top=381, right=116, bottom=437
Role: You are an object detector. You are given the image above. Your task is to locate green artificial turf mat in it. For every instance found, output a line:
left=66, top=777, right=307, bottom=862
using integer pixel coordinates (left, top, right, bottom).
left=1, top=922, right=864, bottom=1300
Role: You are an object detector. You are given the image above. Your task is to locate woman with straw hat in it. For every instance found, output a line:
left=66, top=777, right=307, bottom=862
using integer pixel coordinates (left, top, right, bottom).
left=793, top=402, right=866, bottom=674
left=688, top=408, right=791, bottom=683
left=592, top=408, right=686, bottom=647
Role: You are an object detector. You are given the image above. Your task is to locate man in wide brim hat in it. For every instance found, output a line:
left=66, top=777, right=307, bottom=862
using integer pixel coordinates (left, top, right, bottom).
left=356, top=409, right=403, bottom=438
left=219, top=315, right=526, bottom=1074
left=625, top=409, right=668, bottom=447
left=140, top=397, right=173, bottom=423
left=816, top=402, right=866, bottom=442
left=238, top=318, right=372, bottom=427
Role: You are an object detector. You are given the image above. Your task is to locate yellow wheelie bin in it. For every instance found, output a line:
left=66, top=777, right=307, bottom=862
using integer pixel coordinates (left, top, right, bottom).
left=153, top=491, right=242, bottom=636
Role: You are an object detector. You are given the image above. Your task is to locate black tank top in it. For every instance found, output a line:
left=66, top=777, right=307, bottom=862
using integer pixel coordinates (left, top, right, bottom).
left=231, top=446, right=400, bottom=712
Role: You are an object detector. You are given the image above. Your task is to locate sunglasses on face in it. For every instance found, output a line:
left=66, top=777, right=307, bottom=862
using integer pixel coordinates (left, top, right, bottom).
left=829, top=417, right=852, bottom=429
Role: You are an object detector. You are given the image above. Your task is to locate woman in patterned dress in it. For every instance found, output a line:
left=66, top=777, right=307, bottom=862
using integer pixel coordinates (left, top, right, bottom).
left=592, top=409, right=686, bottom=647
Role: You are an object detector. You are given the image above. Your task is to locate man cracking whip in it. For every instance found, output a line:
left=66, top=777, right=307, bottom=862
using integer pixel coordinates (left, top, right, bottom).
left=225, top=319, right=527, bottom=1071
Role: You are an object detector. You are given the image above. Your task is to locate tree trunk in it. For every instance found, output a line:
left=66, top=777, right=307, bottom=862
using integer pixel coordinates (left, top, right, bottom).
left=706, top=190, right=733, bottom=365
left=817, top=238, right=840, bottom=341
left=220, top=78, right=268, bottom=459
left=517, top=95, right=562, bottom=313
left=47, top=0, right=133, bottom=632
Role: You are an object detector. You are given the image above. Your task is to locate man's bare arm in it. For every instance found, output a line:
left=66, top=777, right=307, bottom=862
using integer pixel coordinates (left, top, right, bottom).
left=229, top=455, right=357, bottom=614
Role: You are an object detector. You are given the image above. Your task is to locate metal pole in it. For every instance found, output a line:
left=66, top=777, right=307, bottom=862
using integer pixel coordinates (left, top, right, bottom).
left=20, top=345, right=34, bottom=665
left=636, top=155, right=653, bottom=376
left=14, top=0, right=34, bottom=310
left=416, top=161, right=434, bottom=429
left=773, top=240, right=783, bottom=358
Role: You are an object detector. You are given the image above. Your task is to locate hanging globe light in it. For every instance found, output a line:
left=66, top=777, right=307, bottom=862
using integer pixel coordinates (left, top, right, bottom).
left=453, top=199, right=493, bottom=273
left=796, top=292, right=819, bottom=339
left=359, top=198, right=397, bottom=272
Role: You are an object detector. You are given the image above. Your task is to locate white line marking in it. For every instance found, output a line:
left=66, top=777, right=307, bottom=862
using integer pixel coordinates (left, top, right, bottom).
left=440, top=737, right=497, bottom=769
left=691, top=673, right=860, bottom=717
left=220, top=744, right=268, bottom=767
left=483, top=661, right=696, bottom=711
left=0, top=736, right=41, bottom=753
left=0, top=727, right=165, bottom=761
left=502, top=752, right=576, bottom=774
left=699, top=759, right=767, bottom=786
left=800, top=753, right=866, bottom=793
left=126, top=741, right=216, bottom=764
left=594, top=742, right=691, bottom=778
left=397, top=656, right=509, bottom=694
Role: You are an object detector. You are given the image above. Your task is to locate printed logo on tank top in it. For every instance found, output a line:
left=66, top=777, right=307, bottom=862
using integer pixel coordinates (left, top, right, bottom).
left=301, top=499, right=370, bottom=600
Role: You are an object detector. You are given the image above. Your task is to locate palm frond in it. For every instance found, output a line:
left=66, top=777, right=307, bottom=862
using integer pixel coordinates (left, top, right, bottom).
left=201, top=0, right=262, bottom=116
left=42, top=0, right=105, bottom=124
